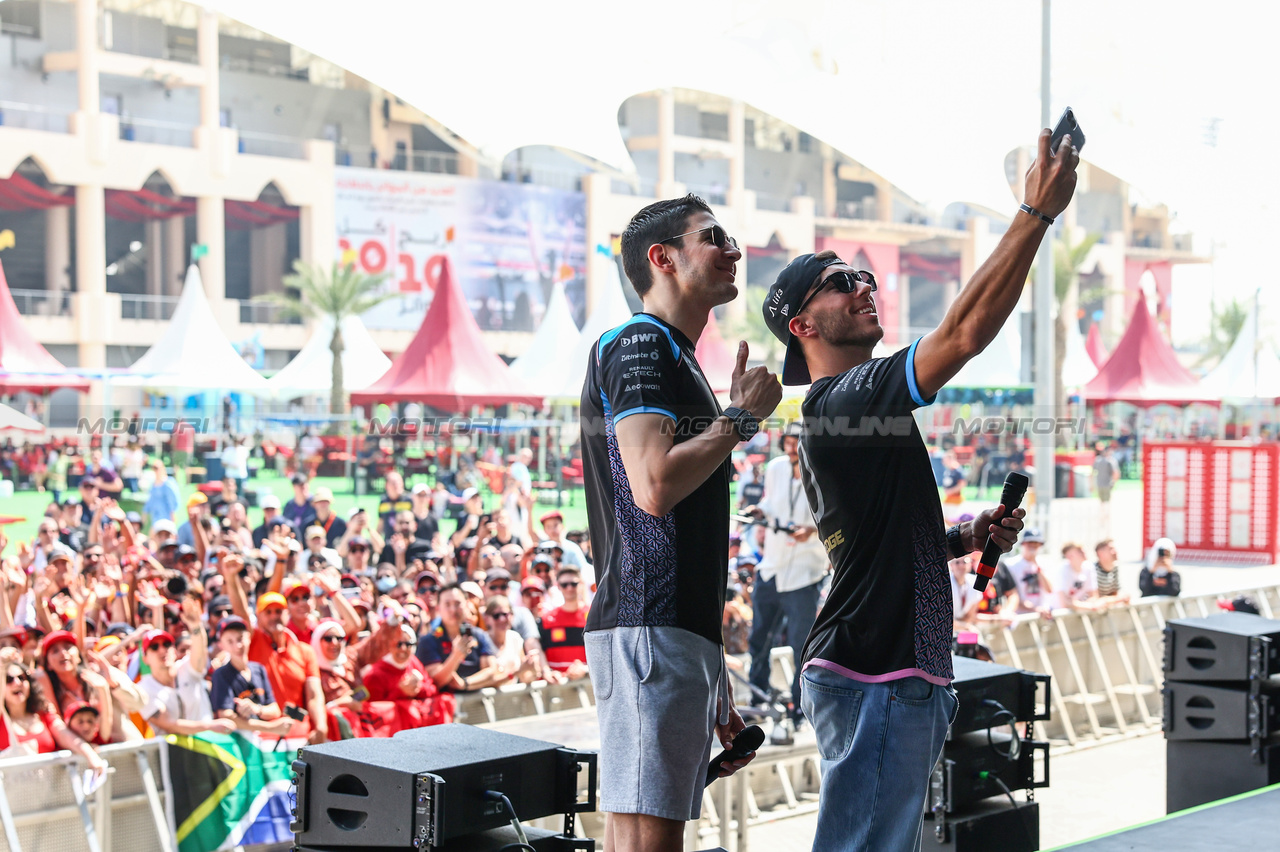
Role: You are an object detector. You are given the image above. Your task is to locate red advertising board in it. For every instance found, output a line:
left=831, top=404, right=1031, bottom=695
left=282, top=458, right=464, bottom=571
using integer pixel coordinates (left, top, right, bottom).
left=1143, top=441, right=1279, bottom=565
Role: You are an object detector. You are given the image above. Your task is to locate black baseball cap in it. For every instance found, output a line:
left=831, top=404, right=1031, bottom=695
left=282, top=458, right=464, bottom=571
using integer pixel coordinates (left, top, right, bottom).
left=763, top=252, right=847, bottom=385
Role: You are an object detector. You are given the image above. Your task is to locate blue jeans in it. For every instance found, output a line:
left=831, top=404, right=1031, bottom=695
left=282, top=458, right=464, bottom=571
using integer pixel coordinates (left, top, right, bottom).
left=800, top=666, right=958, bottom=852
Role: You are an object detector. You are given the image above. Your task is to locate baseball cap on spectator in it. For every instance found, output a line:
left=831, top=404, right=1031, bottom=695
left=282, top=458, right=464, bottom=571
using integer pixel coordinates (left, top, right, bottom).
left=281, top=577, right=310, bottom=598
left=105, top=622, right=133, bottom=637
left=217, top=615, right=250, bottom=636
left=305, top=525, right=327, bottom=541
left=349, top=597, right=372, bottom=613
left=292, top=474, right=308, bottom=486
left=40, top=630, right=78, bottom=659
left=536, top=540, right=564, bottom=555
left=152, top=519, right=177, bottom=536
left=415, top=569, right=441, bottom=588
left=539, top=510, right=563, bottom=525
left=521, top=577, right=546, bottom=593
left=530, top=554, right=556, bottom=571
left=62, top=700, right=99, bottom=725
left=412, top=483, right=431, bottom=496
left=208, top=595, right=233, bottom=617
left=339, top=573, right=360, bottom=588
left=313, top=487, right=334, bottom=503
left=141, top=629, right=175, bottom=652
left=1022, top=528, right=1046, bottom=544
left=485, top=568, right=512, bottom=585
left=459, top=581, right=484, bottom=600
left=347, top=536, right=369, bottom=550
left=93, top=635, right=122, bottom=652
left=0, top=626, right=31, bottom=645
left=461, top=487, right=480, bottom=502
left=260, top=494, right=282, bottom=511
left=47, top=545, right=74, bottom=565
left=176, top=544, right=197, bottom=560
left=187, top=493, right=208, bottom=509
left=126, top=511, right=143, bottom=526
left=256, top=592, right=287, bottom=612
left=347, top=506, right=367, bottom=520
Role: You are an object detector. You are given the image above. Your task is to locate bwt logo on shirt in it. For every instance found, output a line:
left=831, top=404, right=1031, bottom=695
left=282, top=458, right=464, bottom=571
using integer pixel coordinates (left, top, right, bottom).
left=621, top=333, right=659, bottom=346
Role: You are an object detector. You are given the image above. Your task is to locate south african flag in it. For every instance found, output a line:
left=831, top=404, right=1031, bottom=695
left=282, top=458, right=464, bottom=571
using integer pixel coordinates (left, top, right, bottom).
left=161, top=731, right=302, bottom=852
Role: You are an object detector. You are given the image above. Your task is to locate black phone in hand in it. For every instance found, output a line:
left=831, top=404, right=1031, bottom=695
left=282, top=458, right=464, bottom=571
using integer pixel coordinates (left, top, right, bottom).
left=1050, top=107, right=1085, bottom=155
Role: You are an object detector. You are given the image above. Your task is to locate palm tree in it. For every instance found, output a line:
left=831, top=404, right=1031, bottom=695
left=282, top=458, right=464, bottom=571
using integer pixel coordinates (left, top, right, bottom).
left=1201, top=297, right=1250, bottom=368
left=256, top=260, right=393, bottom=415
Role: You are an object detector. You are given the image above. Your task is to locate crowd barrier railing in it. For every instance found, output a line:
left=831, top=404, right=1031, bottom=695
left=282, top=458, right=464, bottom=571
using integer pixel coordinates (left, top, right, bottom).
left=0, top=739, right=171, bottom=852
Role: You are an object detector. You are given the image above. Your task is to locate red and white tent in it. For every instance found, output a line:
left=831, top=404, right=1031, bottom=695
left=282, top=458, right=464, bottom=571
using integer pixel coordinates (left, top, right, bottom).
left=350, top=257, right=542, bottom=411
left=0, top=258, right=89, bottom=395
left=1084, top=297, right=1217, bottom=407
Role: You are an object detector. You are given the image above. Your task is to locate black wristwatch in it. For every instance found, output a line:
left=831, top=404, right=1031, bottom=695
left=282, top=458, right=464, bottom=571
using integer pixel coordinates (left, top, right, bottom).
left=722, top=407, right=760, bottom=442
left=946, top=525, right=968, bottom=560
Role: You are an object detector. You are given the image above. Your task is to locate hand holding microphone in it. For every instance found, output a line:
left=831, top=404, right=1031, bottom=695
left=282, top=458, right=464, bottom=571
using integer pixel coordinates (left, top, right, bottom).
left=973, top=472, right=1029, bottom=593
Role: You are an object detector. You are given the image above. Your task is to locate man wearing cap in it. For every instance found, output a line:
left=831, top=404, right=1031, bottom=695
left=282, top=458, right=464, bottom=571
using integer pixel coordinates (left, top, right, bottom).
left=177, top=492, right=208, bottom=548
left=305, top=526, right=342, bottom=570
left=581, top=194, right=781, bottom=849
left=311, top=487, right=347, bottom=549
left=209, top=616, right=292, bottom=734
left=536, top=510, right=588, bottom=574
left=410, top=482, right=439, bottom=542
left=449, top=487, right=485, bottom=550
left=284, top=475, right=317, bottom=532
left=219, top=553, right=329, bottom=743
left=759, top=129, right=1074, bottom=849
left=1004, top=529, right=1054, bottom=615
left=252, top=494, right=290, bottom=548
left=137, top=599, right=234, bottom=735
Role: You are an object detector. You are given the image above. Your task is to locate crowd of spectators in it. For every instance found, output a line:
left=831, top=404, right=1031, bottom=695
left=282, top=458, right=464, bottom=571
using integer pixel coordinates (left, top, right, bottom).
left=0, top=437, right=595, bottom=776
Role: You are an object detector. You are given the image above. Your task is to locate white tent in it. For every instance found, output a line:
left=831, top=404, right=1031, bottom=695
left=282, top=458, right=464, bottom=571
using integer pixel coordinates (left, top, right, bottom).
left=266, top=314, right=392, bottom=401
left=950, top=316, right=1025, bottom=388
left=114, top=266, right=271, bottom=395
left=546, top=262, right=635, bottom=404
left=0, top=402, right=44, bottom=433
left=508, top=281, right=584, bottom=398
left=1062, top=319, right=1099, bottom=388
left=1202, top=296, right=1280, bottom=400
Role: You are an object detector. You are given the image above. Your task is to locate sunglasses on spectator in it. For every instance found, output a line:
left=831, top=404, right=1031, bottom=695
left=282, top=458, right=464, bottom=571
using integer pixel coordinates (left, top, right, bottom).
left=321, top=635, right=345, bottom=644
left=5, top=674, right=28, bottom=684
left=559, top=581, right=580, bottom=588
left=395, top=641, right=415, bottom=649
left=288, top=594, right=311, bottom=603
left=150, top=641, right=174, bottom=651
left=487, top=582, right=509, bottom=590
left=418, top=585, right=439, bottom=594
left=658, top=224, right=738, bottom=251
left=210, top=608, right=231, bottom=618
left=349, top=546, right=367, bottom=553
left=489, top=611, right=511, bottom=620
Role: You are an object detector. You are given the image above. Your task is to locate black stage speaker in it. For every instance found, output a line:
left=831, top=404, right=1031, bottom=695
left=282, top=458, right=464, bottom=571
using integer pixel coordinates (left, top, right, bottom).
left=292, top=725, right=596, bottom=849
left=1162, top=680, right=1280, bottom=740
left=1163, top=613, right=1280, bottom=682
left=949, top=656, right=1050, bottom=736
left=922, top=799, right=1039, bottom=851
left=1166, top=738, right=1280, bottom=813
left=928, top=730, right=1049, bottom=815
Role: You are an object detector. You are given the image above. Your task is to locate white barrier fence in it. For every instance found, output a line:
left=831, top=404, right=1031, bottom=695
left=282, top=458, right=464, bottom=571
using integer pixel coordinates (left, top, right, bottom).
left=4, top=585, right=1278, bottom=851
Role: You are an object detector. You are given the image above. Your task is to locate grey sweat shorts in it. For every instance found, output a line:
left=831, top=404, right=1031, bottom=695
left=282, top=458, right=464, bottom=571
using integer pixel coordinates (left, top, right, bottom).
left=585, top=626, right=730, bottom=822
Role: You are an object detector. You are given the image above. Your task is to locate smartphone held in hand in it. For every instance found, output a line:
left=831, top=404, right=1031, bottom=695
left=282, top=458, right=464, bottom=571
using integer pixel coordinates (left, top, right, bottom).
left=1050, top=106, right=1085, bottom=154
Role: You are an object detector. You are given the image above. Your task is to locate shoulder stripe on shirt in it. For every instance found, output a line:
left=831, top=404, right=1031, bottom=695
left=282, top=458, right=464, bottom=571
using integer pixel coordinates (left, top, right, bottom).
left=905, top=338, right=936, bottom=408
left=598, top=315, right=681, bottom=361
left=614, top=405, right=677, bottom=424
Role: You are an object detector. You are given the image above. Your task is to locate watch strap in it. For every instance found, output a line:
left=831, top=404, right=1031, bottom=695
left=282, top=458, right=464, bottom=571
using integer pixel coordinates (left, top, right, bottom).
left=946, top=525, right=967, bottom=560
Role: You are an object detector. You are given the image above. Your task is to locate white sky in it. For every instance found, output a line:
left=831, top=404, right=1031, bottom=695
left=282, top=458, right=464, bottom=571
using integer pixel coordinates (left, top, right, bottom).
left=201, top=0, right=1280, bottom=344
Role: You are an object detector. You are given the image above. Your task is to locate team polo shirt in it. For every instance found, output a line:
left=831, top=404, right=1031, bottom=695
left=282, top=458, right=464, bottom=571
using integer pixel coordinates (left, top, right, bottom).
left=798, top=342, right=954, bottom=685
left=248, top=626, right=320, bottom=709
left=581, top=313, right=730, bottom=646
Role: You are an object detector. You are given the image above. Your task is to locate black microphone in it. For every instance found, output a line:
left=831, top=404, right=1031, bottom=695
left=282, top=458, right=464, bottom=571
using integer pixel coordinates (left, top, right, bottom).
left=973, top=472, right=1029, bottom=593
left=705, top=724, right=765, bottom=787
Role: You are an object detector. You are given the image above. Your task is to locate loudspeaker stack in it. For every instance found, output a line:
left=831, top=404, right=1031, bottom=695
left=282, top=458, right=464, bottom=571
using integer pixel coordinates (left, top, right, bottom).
left=921, top=656, right=1051, bottom=852
left=1163, top=612, right=1280, bottom=813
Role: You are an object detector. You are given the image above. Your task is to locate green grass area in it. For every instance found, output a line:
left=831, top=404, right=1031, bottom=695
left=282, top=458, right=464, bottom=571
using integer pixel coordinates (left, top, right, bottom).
left=1, top=468, right=592, bottom=549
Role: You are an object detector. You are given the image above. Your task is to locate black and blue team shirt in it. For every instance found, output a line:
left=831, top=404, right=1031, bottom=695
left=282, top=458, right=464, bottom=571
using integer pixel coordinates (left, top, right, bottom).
left=581, top=313, right=730, bottom=647
left=798, top=341, right=955, bottom=685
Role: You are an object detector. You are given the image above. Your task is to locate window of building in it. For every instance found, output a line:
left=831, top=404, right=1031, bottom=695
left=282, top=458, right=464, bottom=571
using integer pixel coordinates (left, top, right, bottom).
left=798, top=132, right=812, bottom=153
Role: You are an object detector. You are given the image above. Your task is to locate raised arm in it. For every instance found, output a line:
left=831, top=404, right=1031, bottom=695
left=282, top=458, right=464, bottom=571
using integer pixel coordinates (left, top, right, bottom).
left=912, top=129, right=1079, bottom=400
left=615, top=343, right=780, bottom=518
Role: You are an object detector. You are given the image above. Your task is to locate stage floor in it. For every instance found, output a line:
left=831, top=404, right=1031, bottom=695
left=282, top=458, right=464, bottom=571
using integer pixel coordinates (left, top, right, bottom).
left=1049, top=784, right=1280, bottom=851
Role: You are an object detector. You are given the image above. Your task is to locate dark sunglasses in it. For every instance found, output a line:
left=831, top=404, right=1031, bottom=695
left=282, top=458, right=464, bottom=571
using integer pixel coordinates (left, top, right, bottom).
left=417, top=584, right=440, bottom=594
left=395, top=641, right=415, bottom=649
left=321, top=635, right=346, bottom=644
left=6, top=674, right=28, bottom=684
left=796, top=269, right=878, bottom=317
left=288, top=595, right=311, bottom=604
left=349, top=546, right=367, bottom=553
left=487, top=582, right=509, bottom=590
left=658, top=224, right=738, bottom=252
left=150, top=641, right=174, bottom=651
left=210, top=608, right=231, bottom=618
left=558, top=581, right=580, bottom=589
left=489, top=611, right=511, bottom=620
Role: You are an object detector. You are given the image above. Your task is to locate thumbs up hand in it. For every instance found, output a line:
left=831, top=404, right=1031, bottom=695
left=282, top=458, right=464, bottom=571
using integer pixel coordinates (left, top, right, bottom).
left=728, top=342, right=781, bottom=421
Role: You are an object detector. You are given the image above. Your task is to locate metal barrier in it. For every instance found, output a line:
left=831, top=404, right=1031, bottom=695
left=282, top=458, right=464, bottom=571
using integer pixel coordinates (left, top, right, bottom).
left=0, top=740, right=172, bottom=852
left=975, top=584, right=1280, bottom=747
left=454, top=678, right=596, bottom=724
